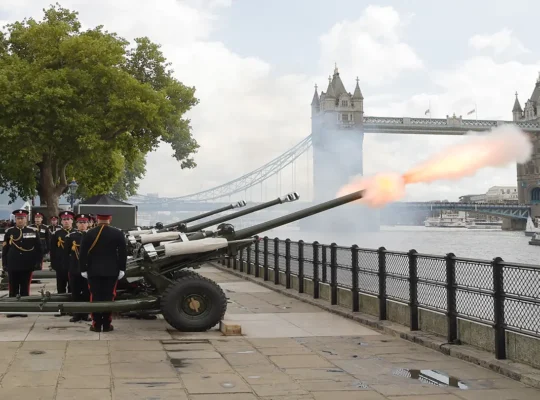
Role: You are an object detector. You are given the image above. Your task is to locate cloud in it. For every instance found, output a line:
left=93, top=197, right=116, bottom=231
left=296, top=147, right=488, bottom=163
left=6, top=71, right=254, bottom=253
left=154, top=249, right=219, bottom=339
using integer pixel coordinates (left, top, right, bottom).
left=318, top=5, right=423, bottom=86
left=468, top=28, right=530, bottom=57
left=0, top=2, right=537, bottom=204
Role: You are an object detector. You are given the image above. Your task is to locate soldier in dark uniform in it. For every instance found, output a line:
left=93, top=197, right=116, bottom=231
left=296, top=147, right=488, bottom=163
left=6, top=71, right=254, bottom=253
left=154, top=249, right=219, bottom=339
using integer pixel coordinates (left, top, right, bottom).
left=50, top=211, right=74, bottom=295
left=1, top=209, right=43, bottom=317
left=29, top=212, right=50, bottom=270
left=48, top=216, right=60, bottom=234
left=88, top=214, right=96, bottom=229
left=80, top=214, right=127, bottom=332
left=64, top=214, right=91, bottom=322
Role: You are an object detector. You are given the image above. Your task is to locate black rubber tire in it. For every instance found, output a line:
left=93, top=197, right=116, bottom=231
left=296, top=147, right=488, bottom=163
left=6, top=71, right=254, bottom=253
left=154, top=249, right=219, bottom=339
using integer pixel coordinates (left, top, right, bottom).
left=172, top=269, right=199, bottom=280
left=160, top=274, right=227, bottom=332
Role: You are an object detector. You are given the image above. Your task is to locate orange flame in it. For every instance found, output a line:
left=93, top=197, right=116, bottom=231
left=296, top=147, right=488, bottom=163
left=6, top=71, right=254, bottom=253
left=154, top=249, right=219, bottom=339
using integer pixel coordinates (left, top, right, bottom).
left=337, top=125, right=532, bottom=207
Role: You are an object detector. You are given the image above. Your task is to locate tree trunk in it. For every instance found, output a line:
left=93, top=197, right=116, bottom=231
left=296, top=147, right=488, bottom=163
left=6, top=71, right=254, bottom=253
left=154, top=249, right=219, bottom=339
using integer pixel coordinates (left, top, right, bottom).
left=38, top=155, right=68, bottom=218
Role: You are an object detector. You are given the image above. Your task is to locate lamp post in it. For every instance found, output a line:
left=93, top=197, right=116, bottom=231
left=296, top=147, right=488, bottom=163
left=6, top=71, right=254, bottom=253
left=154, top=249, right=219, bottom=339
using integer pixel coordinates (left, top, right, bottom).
left=68, top=179, right=78, bottom=211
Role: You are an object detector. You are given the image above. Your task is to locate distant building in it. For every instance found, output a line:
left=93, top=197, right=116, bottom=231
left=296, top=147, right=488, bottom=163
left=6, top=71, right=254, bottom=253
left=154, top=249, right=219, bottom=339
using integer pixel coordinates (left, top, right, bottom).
left=459, top=186, right=517, bottom=203
left=485, top=186, right=518, bottom=203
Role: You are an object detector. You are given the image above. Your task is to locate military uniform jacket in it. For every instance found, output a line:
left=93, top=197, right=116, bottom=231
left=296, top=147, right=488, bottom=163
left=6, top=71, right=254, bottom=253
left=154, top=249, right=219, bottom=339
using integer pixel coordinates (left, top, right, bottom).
left=1, top=226, right=43, bottom=272
left=30, top=224, right=51, bottom=254
left=63, top=230, right=86, bottom=274
left=50, top=228, right=73, bottom=272
left=79, top=224, right=127, bottom=278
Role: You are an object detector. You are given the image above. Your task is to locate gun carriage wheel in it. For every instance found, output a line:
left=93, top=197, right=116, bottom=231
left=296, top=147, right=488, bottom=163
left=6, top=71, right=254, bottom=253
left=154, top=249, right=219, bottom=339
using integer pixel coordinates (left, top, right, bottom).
left=160, top=274, right=227, bottom=332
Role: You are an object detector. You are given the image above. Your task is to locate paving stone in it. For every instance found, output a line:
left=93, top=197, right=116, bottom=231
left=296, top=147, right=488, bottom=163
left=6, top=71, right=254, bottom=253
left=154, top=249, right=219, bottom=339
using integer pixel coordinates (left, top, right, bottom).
left=0, top=370, right=60, bottom=387
left=369, top=383, right=452, bottom=396
left=283, top=367, right=355, bottom=381
left=181, top=373, right=252, bottom=394
left=58, top=374, right=112, bottom=389
left=312, top=391, right=386, bottom=400
left=189, top=394, right=258, bottom=400
left=0, top=386, right=56, bottom=399
left=113, top=377, right=184, bottom=389
left=61, top=364, right=112, bottom=377
left=173, top=358, right=235, bottom=374
left=113, top=389, right=188, bottom=399
left=20, top=340, right=67, bottom=350
left=56, top=388, right=112, bottom=400
left=109, top=340, right=164, bottom=351
left=111, top=362, right=178, bottom=378
left=163, top=342, right=215, bottom=351
left=223, top=351, right=271, bottom=366
left=387, top=395, right=463, bottom=400
left=251, top=382, right=311, bottom=397
left=64, top=354, right=110, bottom=365
left=111, top=350, right=169, bottom=363
left=453, top=388, right=540, bottom=400
left=258, top=346, right=314, bottom=356
left=269, top=355, right=335, bottom=369
left=10, top=357, right=63, bottom=371
left=237, top=371, right=296, bottom=385
left=166, top=350, right=223, bottom=359
left=248, top=337, right=312, bottom=348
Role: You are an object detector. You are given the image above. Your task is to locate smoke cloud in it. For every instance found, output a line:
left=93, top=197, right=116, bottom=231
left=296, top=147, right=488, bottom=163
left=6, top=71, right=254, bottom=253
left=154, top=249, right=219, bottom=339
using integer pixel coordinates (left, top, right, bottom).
left=338, top=124, right=533, bottom=208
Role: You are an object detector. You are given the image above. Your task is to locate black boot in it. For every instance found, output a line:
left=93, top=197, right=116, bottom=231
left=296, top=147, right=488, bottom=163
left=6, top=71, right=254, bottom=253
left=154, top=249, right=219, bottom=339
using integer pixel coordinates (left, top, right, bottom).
left=102, top=325, right=114, bottom=332
left=89, top=325, right=101, bottom=333
left=69, top=315, right=82, bottom=323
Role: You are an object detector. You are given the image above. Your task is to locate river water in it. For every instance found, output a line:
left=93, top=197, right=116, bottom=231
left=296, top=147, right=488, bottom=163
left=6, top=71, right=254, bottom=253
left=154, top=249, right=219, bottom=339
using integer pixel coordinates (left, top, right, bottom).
left=264, top=225, right=539, bottom=265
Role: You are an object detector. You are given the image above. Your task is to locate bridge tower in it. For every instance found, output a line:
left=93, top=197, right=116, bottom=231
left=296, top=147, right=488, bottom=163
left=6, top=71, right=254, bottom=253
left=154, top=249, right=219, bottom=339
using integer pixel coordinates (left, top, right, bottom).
left=307, top=66, right=379, bottom=232
left=513, top=73, right=540, bottom=205
left=311, top=66, right=364, bottom=202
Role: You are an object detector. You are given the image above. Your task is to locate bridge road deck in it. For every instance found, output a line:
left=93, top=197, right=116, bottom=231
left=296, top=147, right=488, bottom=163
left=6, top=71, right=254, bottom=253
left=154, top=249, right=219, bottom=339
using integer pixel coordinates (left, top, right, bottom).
left=0, top=265, right=538, bottom=399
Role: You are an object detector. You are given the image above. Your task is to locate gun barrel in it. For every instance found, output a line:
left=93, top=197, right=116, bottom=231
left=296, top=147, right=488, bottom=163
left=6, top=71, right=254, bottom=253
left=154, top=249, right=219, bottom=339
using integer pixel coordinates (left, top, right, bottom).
left=233, top=189, right=365, bottom=239
left=185, top=192, right=300, bottom=233
left=159, top=201, right=247, bottom=231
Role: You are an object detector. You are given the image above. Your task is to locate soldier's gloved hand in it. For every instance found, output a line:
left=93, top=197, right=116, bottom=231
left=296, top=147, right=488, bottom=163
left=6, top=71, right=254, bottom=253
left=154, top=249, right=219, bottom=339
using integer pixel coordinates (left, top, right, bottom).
left=118, top=271, right=125, bottom=280
left=81, top=272, right=88, bottom=279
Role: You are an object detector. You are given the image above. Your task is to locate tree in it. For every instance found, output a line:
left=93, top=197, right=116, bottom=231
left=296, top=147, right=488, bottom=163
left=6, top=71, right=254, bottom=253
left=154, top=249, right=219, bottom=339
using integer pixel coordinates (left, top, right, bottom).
left=0, top=4, right=199, bottom=215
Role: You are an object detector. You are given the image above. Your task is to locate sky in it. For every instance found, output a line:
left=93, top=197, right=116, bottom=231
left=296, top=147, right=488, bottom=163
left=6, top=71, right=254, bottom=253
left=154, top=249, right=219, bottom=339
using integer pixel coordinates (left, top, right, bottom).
left=1, top=0, right=540, bottom=203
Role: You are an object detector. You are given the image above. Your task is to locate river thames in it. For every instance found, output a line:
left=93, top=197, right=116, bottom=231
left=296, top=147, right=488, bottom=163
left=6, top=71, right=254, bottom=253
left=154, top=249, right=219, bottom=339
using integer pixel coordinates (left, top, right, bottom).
left=265, top=225, right=538, bottom=265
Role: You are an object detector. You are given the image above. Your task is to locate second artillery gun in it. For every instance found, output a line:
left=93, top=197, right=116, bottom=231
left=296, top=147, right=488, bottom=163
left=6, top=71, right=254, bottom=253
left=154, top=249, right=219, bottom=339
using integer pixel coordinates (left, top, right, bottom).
left=0, top=189, right=366, bottom=332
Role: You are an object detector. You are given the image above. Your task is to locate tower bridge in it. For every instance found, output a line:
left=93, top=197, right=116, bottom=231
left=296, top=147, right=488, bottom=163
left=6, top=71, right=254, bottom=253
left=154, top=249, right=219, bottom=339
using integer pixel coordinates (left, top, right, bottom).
left=131, top=67, right=540, bottom=230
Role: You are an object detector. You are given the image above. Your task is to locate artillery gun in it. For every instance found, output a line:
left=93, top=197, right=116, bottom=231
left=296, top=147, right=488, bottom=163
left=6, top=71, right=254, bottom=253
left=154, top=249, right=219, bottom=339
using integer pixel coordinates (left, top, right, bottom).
left=127, top=193, right=300, bottom=249
left=0, top=189, right=365, bottom=332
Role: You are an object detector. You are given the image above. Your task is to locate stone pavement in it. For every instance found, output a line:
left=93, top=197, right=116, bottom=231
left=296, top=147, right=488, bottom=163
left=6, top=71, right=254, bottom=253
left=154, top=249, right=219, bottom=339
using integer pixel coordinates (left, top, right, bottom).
left=0, top=265, right=538, bottom=399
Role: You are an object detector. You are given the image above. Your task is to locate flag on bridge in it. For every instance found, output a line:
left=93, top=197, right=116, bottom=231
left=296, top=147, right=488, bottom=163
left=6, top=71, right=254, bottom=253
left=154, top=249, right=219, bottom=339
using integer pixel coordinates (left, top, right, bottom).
left=467, top=108, right=476, bottom=115
left=425, top=109, right=430, bottom=115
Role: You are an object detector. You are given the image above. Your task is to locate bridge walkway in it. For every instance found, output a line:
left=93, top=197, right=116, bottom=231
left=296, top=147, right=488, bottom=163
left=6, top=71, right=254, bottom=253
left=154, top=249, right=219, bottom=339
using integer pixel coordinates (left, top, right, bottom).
left=0, top=265, right=538, bottom=399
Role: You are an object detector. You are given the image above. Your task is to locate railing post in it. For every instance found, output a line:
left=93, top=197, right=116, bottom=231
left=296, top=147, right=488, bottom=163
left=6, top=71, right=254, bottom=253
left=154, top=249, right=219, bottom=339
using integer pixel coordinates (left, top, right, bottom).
left=263, top=236, right=269, bottom=281
left=313, top=241, right=320, bottom=299
left=378, top=246, right=387, bottom=320
left=330, top=243, right=338, bottom=305
left=408, top=249, right=419, bottom=331
left=239, top=248, right=244, bottom=273
left=246, top=245, right=252, bottom=275
left=445, top=252, right=458, bottom=344
left=254, top=236, right=260, bottom=278
left=351, top=245, right=360, bottom=312
left=274, top=237, right=280, bottom=285
left=285, top=239, right=292, bottom=289
left=227, top=255, right=232, bottom=268
left=298, top=240, right=305, bottom=293
left=321, top=245, right=328, bottom=283
left=493, top=256, right=506, bottom=360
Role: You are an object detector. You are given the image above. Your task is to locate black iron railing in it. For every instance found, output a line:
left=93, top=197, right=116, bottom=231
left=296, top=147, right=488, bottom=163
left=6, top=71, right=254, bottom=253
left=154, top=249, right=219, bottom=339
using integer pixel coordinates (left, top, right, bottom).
left=225, top=236, right=540, bottom=360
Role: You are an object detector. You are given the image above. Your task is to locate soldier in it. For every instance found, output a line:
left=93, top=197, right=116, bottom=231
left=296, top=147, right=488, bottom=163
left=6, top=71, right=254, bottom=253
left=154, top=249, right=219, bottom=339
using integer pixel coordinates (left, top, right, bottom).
left=80, top=214, right=127, bottom=332
left=48, top=216, right=60, bottom=234
left=50, top=211, right=74, bottom=295
left=64, top=214, right=91, bottom=322
left=29, top=212, right=50, bottom=270
left=87, top=214, right=96, bottom=229
left=1, top=209, right=43, bottom=318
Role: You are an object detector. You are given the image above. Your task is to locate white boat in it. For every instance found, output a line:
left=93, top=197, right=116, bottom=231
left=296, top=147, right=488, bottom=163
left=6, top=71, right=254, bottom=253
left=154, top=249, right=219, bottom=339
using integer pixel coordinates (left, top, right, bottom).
left=529, top=232, right=540, bottom=246
left=524, top=216, right=540, bottom=237
left=424, top=213, right=471, bottom=228
left=466, top=220, right=502, bottom=230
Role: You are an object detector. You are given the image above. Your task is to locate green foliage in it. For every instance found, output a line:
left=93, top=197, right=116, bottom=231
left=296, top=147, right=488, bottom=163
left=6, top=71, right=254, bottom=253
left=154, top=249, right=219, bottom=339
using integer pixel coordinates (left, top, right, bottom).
left=0, top=3, right=199, bottom=213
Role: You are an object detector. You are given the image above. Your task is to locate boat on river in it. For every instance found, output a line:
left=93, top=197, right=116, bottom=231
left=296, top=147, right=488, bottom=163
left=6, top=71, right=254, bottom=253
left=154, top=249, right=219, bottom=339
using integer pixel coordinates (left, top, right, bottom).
left=524, top=216, right=540, bottom=237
